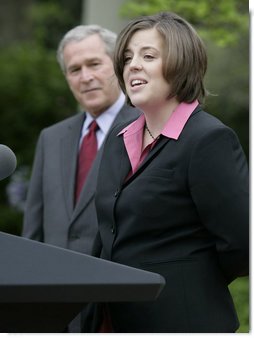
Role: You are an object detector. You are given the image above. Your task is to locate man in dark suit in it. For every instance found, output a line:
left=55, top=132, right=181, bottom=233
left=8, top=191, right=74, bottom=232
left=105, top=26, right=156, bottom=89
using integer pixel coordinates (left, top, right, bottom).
left=22, top=25, right=139, bottom=332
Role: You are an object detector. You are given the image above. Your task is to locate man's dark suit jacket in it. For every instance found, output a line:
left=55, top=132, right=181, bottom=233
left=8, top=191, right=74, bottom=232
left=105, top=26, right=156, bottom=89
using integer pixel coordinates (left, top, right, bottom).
left=94, top=105, right=249, bottom=333
left=22, top=104, right=139, bottom=254
left=22, top=104, right=140, bottom=332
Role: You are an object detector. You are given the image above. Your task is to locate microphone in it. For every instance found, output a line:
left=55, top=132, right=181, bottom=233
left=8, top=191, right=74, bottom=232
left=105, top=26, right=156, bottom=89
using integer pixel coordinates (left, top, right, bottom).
left=0, top=144, right=17, bottom=180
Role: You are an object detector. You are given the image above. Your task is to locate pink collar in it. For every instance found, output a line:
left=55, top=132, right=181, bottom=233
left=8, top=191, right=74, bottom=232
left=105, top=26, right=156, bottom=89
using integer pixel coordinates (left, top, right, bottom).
left=118, top=100, right=198, bottom=140
left=118, top=100, right=199, bottom=174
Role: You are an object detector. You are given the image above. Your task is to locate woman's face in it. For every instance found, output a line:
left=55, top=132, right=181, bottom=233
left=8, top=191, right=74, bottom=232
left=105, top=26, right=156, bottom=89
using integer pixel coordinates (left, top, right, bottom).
left=123, top=28, right=171, bottom=112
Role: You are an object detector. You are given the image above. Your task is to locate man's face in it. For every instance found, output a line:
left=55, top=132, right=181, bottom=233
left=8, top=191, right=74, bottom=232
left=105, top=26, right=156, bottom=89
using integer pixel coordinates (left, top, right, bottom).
left=63, top=34, right=121, bottom=116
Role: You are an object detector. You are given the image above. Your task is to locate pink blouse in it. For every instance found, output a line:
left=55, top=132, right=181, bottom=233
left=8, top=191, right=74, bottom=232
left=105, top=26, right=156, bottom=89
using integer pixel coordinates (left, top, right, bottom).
left=118, top=100, right=199, bottom=175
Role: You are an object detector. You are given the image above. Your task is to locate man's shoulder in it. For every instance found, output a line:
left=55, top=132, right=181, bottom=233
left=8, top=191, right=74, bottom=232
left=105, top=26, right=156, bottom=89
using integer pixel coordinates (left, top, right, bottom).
left=115, top=104, right=141, bottom=125
left=119, top=104, right=141, bottom=116
left=42, top=112, right=84, bottom=134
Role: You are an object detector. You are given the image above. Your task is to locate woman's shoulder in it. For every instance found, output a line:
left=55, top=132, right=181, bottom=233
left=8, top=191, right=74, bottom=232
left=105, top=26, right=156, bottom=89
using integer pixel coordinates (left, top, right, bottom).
left=187, top=105, right=233, bottom=136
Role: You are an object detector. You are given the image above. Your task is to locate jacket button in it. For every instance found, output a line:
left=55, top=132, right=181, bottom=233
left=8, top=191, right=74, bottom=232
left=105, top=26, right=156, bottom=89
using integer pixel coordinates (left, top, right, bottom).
left=114, top=188, right=120, bottom=197
left=70, top=234, right=80, bottom=240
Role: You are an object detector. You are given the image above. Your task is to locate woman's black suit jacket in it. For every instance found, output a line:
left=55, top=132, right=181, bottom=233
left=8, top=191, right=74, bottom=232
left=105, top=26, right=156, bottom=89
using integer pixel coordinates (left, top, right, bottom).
left=94, top=105, right=249, bottom=333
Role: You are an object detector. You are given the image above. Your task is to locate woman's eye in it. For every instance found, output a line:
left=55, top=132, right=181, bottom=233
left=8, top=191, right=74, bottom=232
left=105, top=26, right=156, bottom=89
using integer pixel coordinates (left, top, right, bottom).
left=144, top=54, right=154, bottom=59
left=124, top=56, right=132, bottom=64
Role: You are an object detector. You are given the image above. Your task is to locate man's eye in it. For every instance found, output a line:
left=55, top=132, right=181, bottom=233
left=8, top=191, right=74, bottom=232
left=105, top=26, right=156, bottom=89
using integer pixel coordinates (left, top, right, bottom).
left=70, top=68, right=80, bottom=73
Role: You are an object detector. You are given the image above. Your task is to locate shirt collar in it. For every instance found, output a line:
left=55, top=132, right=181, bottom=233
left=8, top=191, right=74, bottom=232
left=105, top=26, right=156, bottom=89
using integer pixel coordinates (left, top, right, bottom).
left=83, top=92, right=125, bottom=135
left=118, top=100, right=198, bottom=140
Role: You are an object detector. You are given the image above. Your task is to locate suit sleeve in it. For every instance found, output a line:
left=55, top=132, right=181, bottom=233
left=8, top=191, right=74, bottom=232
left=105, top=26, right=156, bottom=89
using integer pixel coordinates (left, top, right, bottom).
left=22, top=132, right=44, bottom=241
left=189, top=126, right=249, bottom=283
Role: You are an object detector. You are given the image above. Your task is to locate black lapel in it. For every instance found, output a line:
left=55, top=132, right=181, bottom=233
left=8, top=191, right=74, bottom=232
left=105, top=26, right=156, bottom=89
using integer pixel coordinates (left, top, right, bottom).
left=122, top=136, right=170, bottom=186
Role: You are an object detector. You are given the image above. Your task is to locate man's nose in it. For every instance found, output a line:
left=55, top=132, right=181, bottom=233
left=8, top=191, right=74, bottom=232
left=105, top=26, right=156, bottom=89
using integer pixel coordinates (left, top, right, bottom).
left=80, top=68, right=93, bottom=82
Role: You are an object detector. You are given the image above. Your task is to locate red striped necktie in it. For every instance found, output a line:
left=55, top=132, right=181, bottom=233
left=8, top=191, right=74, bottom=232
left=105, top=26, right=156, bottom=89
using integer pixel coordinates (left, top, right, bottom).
left=75, top=120, right=99, bottom=203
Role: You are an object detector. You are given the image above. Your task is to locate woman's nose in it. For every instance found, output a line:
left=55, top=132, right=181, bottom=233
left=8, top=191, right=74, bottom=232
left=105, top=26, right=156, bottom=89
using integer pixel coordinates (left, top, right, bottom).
left=129, top=57, right=142, bottom=71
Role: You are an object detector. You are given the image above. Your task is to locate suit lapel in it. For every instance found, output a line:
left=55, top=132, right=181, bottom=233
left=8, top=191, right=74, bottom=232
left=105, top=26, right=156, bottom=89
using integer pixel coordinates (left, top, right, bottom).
left=71, top=147, right=102, bottom=221
left=122, top=137, right=170, bottom=186
left=60, top=113, right=85, bottom=219
left=71, top=105, right=140, bottom=222
left=140, top=137, right=169, bottom=169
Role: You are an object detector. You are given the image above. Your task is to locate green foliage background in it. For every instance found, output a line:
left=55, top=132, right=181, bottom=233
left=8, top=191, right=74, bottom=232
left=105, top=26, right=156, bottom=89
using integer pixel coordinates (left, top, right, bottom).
left=0, top=0, right=249, bottom=333
left=0, top=1, right=78, bottom=234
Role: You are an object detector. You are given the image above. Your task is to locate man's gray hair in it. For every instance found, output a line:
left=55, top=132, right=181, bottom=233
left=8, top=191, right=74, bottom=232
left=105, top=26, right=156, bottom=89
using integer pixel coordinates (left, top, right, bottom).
left=56, top=25, right=117, bottom=73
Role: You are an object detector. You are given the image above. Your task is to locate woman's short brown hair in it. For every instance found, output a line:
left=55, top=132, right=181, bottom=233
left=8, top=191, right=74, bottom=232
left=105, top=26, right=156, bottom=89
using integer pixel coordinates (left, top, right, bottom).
left=114, top=12, right=207, bottom=105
